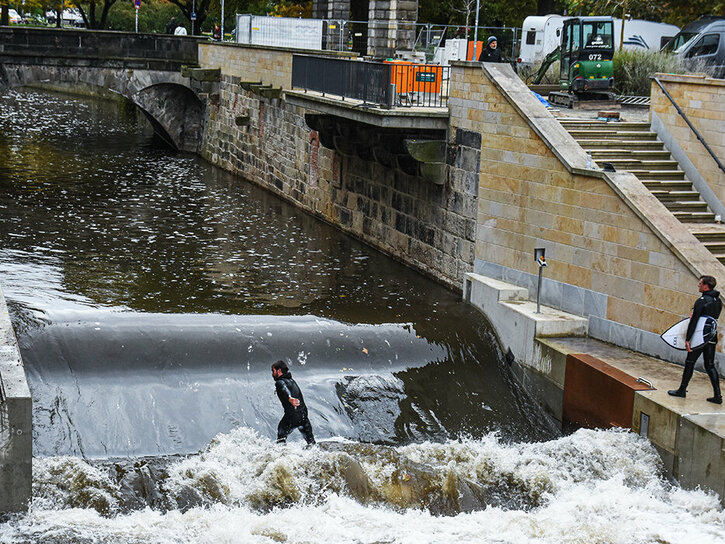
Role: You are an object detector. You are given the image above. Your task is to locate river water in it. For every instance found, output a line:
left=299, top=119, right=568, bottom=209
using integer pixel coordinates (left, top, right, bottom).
left=0, top=89, right=722, bottom=543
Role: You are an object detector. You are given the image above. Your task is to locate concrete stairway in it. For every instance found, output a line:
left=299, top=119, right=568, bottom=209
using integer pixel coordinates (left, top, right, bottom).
left=560, top=119, right=725, bottom=263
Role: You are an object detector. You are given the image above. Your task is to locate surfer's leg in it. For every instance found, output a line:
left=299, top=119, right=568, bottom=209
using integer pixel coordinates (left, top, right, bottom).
left=668, top=349, right=700, bottom=397
left=299, top=416, right=315, bottom=445
left=703, top=344, right=722, bottom=404
left=277, top=414, right=294, bottom=443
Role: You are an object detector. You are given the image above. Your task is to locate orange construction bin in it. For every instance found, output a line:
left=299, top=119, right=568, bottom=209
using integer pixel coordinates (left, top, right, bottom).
left=411, top=65, right=443, bottom=94
left=384, top=60, right=443, bottom=95
left=385, top=60, right=415, bottom=94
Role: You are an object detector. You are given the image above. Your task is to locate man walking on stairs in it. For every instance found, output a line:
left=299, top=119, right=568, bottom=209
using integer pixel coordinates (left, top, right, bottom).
left=669, top=275, right=723, bottom=404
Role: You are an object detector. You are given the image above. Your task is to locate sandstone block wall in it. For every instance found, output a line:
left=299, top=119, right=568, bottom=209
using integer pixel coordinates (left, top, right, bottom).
left=450, top=62, right=725, bottom=367
left=199, top=43, right=295, bottom=90
left=199, top=73, right=476, bottom=287
left=651, top=74, right=725, bottom=207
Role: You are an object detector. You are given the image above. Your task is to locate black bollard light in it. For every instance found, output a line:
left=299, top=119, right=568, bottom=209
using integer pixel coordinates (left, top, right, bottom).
left=534, top=248, right=547, bottom=314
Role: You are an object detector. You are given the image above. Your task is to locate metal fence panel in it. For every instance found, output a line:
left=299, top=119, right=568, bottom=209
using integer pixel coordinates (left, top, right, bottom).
left=236, top=14, right=323, bottom=50
left=292, top=55, right=449, bottom=109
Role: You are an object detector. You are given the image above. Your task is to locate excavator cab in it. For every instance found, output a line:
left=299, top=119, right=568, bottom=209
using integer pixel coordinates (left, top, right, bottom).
left=559, top=16, right=615, bottom=92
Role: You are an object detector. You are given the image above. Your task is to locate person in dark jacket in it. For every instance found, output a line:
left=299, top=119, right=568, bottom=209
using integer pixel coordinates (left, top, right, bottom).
left=272, top=360, right=316, bottom=444
left=212, top=24, right=222, bottom=41
left=669, top=275, right=722, bottom=403
left=166, top=17, right=177, bottom=35
left=479, top=36, right=503, bottom=63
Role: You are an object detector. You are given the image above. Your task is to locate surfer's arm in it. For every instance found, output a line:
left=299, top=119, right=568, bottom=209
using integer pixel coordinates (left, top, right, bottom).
left=276, top=381, right=300, bottom=407
left=685, top=298, right=705, bottom=342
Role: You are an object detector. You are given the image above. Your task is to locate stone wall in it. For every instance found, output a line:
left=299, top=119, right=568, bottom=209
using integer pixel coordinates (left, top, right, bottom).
left=450, top=61, right=725, bottom=369
left=198, top=69, right=476, bottom=287
left=0, top=286, right=31, bottom=513
left=198, top=43, right=296, bottom=90
left=651, top=74, right=725, bottom=214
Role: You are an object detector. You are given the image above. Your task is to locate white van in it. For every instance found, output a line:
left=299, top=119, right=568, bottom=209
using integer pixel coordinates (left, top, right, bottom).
left=518, top=15, right=679, bottom=67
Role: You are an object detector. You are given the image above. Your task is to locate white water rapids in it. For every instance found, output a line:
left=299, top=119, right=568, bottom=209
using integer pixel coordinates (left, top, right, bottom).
left=1, top=427, right=723, bottom=543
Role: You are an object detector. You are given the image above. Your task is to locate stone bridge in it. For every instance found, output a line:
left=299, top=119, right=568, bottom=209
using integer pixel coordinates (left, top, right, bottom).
left=0, top=27, right=209, bottom=152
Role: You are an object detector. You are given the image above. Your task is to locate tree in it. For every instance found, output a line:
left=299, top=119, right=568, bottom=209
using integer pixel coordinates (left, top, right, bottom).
left=269, top=0, right=311, bottom=18
left=165, top=0, right=213, bottom=34
left=76, top=0, right=120, bottom=29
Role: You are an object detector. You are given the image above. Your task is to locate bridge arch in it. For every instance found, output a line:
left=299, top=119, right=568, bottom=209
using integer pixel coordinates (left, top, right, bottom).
left=0, top=62, right=204, bottom=153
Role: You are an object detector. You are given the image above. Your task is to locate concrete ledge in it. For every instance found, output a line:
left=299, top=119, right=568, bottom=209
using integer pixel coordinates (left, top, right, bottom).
left=0, top=285, right=31, bottom=513
left=538, top=336, right=724, bottom=504
left=464, top=272, right=588, bottom=370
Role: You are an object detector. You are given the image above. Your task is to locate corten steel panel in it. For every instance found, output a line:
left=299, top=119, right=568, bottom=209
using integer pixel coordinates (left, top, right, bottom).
left=563, top=353, right=653, bottom=429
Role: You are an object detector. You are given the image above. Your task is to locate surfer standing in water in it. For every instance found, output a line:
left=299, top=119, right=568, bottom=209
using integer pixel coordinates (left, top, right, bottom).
left=272, top=360, right=316, bottom=444
left=668, top=275, right=722, bottom=404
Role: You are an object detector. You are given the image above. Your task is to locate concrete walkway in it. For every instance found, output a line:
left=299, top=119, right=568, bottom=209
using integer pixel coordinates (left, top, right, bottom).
left=542, top=335, right=724, bottom=501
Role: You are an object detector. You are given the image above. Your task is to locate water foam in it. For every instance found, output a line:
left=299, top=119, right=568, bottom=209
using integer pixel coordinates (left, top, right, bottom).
left=2, top=427, right=722, bottom=543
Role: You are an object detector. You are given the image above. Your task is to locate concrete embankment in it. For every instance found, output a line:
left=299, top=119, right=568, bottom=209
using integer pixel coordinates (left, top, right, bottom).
left=0, top=286, right=31, bottom=512
left=193, top=44, right=725, bottom=499
left=465, top=272, right=724, bottom=504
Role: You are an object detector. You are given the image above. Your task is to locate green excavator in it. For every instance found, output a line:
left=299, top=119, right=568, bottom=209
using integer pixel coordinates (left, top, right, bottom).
left=530, top=16, right=617, bottom=107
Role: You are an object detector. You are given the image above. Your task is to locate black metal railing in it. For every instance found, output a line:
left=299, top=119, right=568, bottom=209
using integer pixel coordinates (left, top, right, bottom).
left=292, top=55, right=450, bottom=109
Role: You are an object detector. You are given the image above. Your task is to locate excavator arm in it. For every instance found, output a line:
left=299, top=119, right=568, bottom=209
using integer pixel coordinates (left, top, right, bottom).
left=531, top=46, right=561, bottom=84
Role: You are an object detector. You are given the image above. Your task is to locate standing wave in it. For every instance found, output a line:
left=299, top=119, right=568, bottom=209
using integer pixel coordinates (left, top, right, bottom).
left=1, top=427, right=723, bottom=543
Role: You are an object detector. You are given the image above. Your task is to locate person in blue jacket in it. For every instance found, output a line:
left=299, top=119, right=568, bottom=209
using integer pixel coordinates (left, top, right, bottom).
left=272, top=360, right=316, bottom=444
left=669, top=275, right=722, bottom=403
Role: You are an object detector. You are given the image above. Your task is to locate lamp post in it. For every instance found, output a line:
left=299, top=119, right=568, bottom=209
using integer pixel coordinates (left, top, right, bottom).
left=221, top=0, right=225, bottom=40
left=472, top=0, right=480, bottom=61
left=191, top=0, right=196, bottom=35
left=534, top=248, right=547, bottom=314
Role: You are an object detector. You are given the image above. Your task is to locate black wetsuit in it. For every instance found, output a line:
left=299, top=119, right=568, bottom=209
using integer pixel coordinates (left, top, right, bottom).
left=274, top=370, right=315, bottom=444
left=681, top=289, right=722, bottom=395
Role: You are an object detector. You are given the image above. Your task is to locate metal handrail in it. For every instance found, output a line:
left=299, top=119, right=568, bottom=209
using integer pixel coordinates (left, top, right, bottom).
left=653, top=76, right=725, bottom=174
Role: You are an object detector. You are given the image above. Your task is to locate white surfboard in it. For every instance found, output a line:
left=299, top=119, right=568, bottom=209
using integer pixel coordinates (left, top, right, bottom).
left=660, top=316, right=718, bottom=350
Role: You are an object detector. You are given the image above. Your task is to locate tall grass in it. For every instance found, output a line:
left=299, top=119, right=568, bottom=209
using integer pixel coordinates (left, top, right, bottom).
left=613, top=49, right=685, bottom=96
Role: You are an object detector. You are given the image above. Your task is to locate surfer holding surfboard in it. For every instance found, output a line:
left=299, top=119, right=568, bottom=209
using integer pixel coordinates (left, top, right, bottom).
left=666, top=275, right=723, bottom=404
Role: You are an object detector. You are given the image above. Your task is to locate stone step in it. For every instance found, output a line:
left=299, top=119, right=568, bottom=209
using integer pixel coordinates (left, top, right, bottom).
left=559, top=121, right=651, bottom=131
left=665, top=201, right=710, bottom=212
left=701, top=241, right=725, bottom=253
left=590, top=149, right=672, bottom=160
left=673, top=211, right=717, bottom=223
left=643, top=180, right=693, bottom=191
left=568, top=130, right=658, bottom=141
left=597, top=159, right=680, bottom=171
left=651, top=190, right=701, bottom=202
left=633, top=170, right=687, bottom=181
left=576, top=139, right=665, bottom=150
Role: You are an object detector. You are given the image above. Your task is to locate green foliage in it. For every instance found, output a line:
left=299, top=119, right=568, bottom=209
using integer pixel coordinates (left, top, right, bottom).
left=106, top=0, right=184, bottom=32
left=612, top=49, right=684, bottom=96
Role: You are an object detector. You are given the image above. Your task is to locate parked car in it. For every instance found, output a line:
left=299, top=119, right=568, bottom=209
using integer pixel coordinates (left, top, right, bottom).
left=662, top=16, right=725, bottom=78
left=8, top=8, right=22, bottom=24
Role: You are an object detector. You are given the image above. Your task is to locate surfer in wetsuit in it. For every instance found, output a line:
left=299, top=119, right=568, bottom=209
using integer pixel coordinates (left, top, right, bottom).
left=272, top=360, right=316, bottom=444
left=668, top=275, right=722, bottom=404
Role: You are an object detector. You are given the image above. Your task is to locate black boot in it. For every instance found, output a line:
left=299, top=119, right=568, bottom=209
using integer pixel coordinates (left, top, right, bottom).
left=705, top=366, right=722, bottom=404
left=669, top=361, right=695, bottom=398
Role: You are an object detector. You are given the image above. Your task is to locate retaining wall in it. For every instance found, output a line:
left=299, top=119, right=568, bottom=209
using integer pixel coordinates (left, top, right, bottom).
left=0, top=286, right=31, bottom=513
left=650, top=73, right=725, bottom=217
left=198, top=44, right=477, bottom=287
left=450, top=61, right=725, bottom=372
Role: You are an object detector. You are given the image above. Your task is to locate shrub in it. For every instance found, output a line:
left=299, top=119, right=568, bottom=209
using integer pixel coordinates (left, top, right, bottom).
left=613, top=49, right=685, bottom=96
